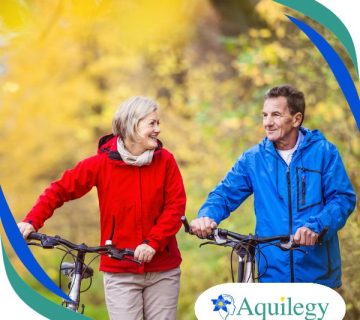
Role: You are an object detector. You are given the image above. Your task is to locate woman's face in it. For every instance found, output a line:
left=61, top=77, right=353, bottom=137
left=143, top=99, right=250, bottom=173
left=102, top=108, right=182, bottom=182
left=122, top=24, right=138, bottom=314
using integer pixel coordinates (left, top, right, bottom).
left=135, top=111, right=160, bottom=152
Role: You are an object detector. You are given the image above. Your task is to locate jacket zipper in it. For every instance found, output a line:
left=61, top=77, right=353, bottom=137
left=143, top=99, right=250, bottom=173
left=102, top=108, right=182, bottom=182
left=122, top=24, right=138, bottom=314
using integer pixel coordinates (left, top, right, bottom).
left=301, top=175, right=306, bottom=205
left=274, top=146, right=298, bottom=283
left=286, top=167, right=294, bottom=282
left=137, top=167, right=143, bottom=272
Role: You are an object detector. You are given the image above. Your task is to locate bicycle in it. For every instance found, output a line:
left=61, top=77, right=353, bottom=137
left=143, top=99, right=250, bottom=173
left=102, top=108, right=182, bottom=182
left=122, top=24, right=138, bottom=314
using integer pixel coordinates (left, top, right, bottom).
left=27, top=232, right=139, bottom=313
left=181, top=216, right=327, bottom=283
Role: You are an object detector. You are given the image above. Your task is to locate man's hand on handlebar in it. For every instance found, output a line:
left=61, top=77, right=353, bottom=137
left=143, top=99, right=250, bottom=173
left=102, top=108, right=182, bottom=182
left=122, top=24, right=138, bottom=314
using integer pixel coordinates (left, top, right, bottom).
left=189, top=217, right=217, bottom=238
left=293, top=227, right=318, bottom=246
left=17, top=222, right=36, bottom=239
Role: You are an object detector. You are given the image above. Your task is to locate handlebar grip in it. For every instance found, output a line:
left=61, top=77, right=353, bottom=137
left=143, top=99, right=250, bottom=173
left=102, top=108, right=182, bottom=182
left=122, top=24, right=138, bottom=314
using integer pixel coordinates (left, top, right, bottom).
left=109, top=248, right=140, bottom=264
left=317, top=226, right=328, bottom=243
left=27, top=232, right=43, bottom=241
left=181, top=216, right=191, bottom=233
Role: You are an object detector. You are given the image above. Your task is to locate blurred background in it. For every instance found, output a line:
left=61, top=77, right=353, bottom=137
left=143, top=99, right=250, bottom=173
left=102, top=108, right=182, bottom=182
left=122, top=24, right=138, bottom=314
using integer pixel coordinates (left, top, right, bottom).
left=1, top=0, right=359, bottom=319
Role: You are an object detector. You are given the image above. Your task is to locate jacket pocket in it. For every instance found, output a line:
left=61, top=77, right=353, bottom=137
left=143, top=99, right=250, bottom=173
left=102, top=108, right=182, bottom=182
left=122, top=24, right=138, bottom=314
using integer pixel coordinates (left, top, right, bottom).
left=295, top=242, right=332, bottom=282
left=296, top=167, right=322, bottom=211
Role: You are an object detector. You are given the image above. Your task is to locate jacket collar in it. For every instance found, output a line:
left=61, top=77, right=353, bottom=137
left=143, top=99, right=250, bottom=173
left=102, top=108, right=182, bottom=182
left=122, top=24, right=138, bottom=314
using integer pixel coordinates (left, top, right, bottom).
left=261, top=127, right=325, bottom=157
left=97, top=134, right=163, bottom=163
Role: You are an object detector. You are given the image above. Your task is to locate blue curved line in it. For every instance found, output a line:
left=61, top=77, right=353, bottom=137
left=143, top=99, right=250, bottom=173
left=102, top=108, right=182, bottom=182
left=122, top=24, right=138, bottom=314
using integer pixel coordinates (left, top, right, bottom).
left=287, top=15, right=360, bottom=131
left=0, top=186, right=71, bottom=301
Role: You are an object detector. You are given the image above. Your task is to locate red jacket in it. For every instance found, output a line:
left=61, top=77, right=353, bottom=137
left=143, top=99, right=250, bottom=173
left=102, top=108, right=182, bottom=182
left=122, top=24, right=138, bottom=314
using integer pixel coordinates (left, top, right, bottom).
left=24, top=135, right=186, bottom=273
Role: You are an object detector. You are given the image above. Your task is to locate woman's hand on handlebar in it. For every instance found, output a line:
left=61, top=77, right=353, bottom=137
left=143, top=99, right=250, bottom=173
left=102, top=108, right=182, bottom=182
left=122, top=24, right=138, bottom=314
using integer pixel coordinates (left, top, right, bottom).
left=134, top=244, right=156, bottom=263
left=17, top=222, right=36, bottom=239
left=189, top=217, right=217, bottom=238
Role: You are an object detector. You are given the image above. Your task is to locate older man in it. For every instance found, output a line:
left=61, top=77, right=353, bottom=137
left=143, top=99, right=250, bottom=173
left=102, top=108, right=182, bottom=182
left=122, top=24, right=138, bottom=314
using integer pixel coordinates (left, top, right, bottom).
left=190, top=84, right=356, bottom=288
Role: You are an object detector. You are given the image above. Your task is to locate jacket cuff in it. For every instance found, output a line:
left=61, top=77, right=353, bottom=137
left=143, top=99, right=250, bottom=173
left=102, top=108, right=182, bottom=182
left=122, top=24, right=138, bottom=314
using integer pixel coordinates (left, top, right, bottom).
left=197, top=211, right=221, bottom=225
left=303, top=221, right=321, bottom=234
left=143, top=239, right=160, bottom=252
left=22, top=219, right=39, bottom=232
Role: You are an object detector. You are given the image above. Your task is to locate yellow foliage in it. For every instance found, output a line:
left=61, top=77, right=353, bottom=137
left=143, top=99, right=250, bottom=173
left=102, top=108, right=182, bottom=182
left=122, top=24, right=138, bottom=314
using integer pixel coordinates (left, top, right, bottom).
left=2, top=81, right=19, bottom=93
left=0, top=0, right=31, bottom=29
left=1, top=0, right=359, bottom=319
left=255, top=0, right=288, bottom=24
left=313, top=101, right=345, bottom=123
left=249, top=28, right=272, bottom=39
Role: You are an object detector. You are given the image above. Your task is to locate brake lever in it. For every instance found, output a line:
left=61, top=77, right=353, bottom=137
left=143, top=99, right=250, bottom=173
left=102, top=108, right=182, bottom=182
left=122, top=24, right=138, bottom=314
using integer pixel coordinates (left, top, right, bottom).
left=26, top=242, right=43, bottom=247
left=122, top=257, right=142, bottom=264
left=199, top=241, right=217, bottom=248
left=41, top=238, right=58, bottom=249
left=278, top=235, right=296, bottom=250
left=213, top=229, right=228, bottom=245
left=288, top=242, right=307, bottom=254
left=277, top=235, right=306, bottom=254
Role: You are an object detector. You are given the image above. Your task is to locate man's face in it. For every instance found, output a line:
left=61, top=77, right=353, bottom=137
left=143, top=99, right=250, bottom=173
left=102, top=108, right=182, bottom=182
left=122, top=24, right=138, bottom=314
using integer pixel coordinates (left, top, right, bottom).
left=262, top=96, right=302, bottom=149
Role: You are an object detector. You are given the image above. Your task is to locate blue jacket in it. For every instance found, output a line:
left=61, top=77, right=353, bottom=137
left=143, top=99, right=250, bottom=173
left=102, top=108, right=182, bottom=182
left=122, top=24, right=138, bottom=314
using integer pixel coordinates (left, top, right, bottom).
left=198, top=128, right=356, bottom=287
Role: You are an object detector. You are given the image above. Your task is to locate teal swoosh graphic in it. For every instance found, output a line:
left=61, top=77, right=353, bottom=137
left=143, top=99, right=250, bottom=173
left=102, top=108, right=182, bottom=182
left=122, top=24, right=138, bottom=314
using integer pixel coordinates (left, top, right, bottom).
left=273, top=0, right=359, bottom=78
left=2, top=242, right=92, bottom=320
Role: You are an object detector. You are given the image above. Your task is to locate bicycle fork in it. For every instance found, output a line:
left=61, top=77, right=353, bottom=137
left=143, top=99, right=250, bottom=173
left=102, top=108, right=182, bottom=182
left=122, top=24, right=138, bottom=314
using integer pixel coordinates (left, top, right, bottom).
left=62, top=251, right=85, bottom=312
left=237, top=245, right=255, bottom=283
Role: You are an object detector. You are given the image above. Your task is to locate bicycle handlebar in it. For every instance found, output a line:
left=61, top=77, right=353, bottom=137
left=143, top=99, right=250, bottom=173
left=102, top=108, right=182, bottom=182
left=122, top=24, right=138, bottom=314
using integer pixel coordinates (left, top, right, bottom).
left=27, top=232, right=138, bottom=262
left=181, top=216, right=328, bottom=250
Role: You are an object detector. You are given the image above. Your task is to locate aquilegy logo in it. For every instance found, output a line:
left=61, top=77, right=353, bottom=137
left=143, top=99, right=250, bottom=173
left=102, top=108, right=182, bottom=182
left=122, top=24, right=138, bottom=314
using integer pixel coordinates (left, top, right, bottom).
left=195, top=283, right=346, bottom=320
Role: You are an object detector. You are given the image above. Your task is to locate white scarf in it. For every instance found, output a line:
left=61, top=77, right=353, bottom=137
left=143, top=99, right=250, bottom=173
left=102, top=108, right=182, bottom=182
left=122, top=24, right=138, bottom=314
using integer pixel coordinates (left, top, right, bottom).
left=117, top=137, right=155, bottom=167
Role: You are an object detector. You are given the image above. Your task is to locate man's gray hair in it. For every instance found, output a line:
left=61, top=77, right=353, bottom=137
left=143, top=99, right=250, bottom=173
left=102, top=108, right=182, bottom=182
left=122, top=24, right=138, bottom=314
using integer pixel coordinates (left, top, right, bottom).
left=112, top=96, right=158, bottom=141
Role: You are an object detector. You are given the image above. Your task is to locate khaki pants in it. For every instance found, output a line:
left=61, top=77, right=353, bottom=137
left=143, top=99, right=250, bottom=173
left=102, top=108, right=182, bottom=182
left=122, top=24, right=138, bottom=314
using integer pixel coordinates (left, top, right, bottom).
left=103, top=267, right=181, bottom=320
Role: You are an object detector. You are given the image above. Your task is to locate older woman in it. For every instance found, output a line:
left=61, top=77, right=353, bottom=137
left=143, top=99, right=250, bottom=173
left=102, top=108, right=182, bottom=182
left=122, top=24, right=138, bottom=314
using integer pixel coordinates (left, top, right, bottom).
left=18, top=96, right=186, bottom=320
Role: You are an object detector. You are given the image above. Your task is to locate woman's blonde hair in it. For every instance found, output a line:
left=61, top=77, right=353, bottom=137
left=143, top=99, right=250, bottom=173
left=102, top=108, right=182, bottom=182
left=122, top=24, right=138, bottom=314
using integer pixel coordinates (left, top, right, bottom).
left=112, top=96, right=158, bottom=141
